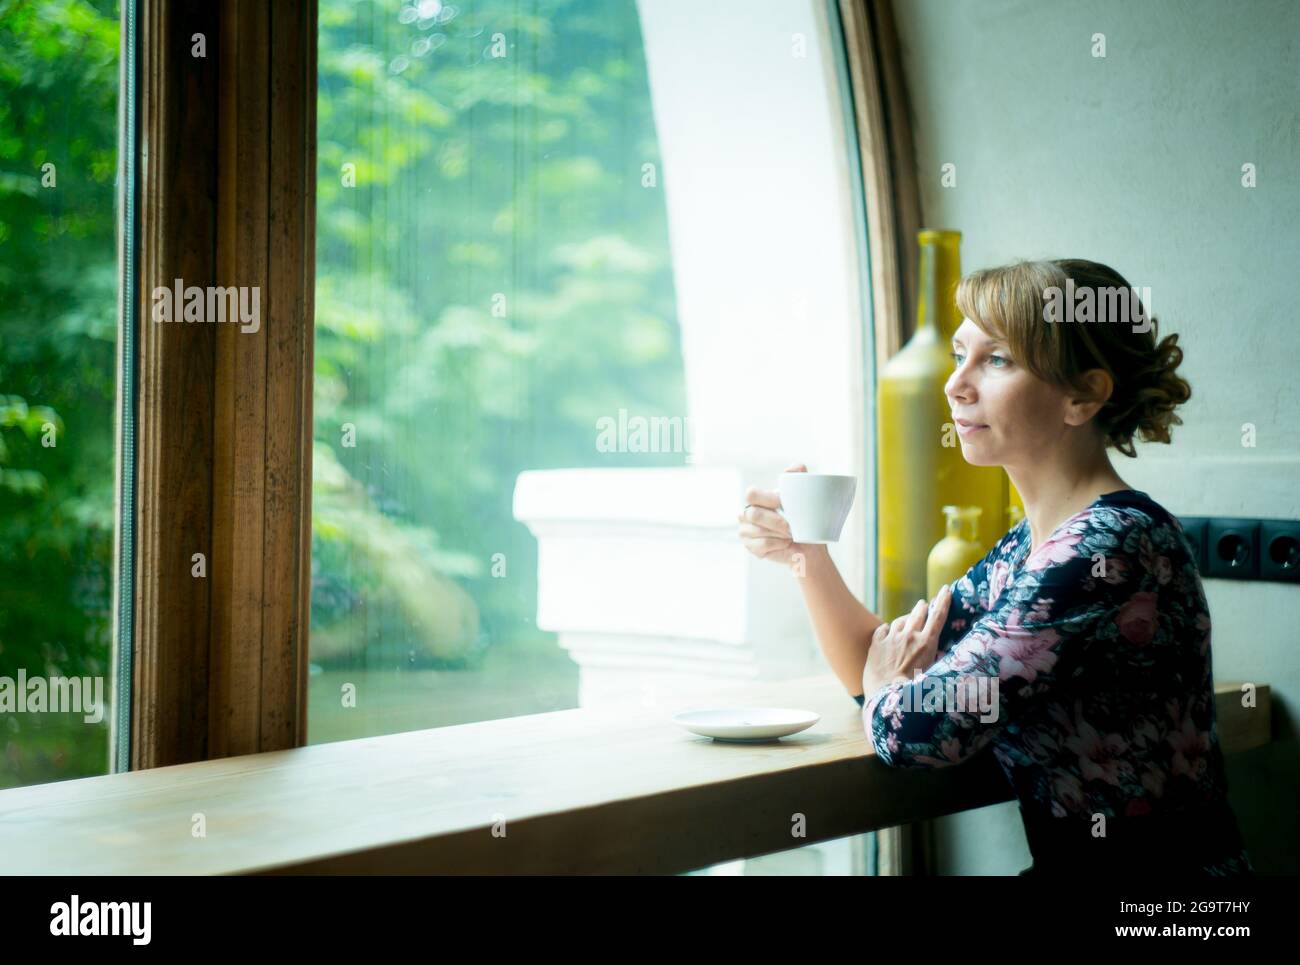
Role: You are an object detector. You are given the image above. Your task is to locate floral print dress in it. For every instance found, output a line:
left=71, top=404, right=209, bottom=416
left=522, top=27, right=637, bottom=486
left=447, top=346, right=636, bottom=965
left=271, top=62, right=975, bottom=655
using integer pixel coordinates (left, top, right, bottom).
left=855, top=489, right=1254, bottom=875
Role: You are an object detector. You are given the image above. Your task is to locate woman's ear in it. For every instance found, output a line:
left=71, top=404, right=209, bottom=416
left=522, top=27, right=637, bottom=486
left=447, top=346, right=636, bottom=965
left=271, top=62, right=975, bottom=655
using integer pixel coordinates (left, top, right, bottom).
left=1064, top=368, right=1114, bottom=426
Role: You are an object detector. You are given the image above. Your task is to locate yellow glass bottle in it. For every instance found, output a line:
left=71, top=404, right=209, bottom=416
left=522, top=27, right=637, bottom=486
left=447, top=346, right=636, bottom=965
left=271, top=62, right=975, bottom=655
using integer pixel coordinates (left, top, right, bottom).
left=927, top=506, right=985, bottom=597
left=876, top=230, right=1004, bottom=621
left=1005, top=476, right=1025, bottom=532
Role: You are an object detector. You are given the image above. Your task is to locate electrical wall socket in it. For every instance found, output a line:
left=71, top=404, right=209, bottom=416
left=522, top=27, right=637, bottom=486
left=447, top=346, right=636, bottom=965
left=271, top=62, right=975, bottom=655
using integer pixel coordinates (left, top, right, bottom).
left=1261, top=520, right=1300, bottom=583
left=1207, top=518, right=1260, bottom=580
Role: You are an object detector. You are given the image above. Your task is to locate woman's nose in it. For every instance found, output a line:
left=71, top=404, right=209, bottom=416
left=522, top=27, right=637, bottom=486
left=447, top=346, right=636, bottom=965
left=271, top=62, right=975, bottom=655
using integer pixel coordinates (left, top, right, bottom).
left=945, top=367, right=973, bottom=404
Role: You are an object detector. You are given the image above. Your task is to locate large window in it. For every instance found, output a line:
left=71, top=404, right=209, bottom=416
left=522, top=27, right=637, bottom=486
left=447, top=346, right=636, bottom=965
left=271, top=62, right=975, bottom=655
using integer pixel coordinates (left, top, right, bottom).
left=309, top=0, right=871, bottom=754
left=0, top=0, right=872, bottom=825
left=0, top=0, right=122, bottom=789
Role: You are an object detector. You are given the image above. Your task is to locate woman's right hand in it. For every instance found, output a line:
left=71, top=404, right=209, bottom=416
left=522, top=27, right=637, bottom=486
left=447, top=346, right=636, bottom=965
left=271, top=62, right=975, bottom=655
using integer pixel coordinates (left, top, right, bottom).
left=738, top=463, right=817, bottom=567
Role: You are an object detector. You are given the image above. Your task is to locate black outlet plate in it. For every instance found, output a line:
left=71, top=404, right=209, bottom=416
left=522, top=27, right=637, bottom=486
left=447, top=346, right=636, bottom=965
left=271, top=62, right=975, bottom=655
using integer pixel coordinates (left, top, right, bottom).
left=1176, top=516, right=1209, bottom=572
left=1175, top=515, right=1300, bottom=583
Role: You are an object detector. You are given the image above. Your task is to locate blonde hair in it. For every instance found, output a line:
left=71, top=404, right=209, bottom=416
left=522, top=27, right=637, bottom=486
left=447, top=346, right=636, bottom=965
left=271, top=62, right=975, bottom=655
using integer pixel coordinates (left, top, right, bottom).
left=954, top=258, right=1191, bottom=458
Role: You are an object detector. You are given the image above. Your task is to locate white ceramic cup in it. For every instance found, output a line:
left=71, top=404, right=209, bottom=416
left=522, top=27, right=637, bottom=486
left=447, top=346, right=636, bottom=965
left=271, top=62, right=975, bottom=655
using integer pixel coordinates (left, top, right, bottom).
left=776, top=473, right=857, bottom=544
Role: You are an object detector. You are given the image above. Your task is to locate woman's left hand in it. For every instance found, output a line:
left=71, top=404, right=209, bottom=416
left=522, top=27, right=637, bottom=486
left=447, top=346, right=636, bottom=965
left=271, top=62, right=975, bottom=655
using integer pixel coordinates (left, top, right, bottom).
left=862, top=584, right=952, bottom=697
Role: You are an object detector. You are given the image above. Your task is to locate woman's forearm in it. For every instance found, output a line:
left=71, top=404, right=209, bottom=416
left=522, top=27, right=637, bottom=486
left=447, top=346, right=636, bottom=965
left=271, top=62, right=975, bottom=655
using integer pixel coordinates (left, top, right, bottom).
left=792, top=545, right=885, bottom=696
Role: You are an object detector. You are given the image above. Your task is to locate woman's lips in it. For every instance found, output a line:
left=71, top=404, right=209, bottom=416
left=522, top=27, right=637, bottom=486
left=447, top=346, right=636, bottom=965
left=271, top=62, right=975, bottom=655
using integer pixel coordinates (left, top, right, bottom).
left=956, top=422, right=988, bottom=437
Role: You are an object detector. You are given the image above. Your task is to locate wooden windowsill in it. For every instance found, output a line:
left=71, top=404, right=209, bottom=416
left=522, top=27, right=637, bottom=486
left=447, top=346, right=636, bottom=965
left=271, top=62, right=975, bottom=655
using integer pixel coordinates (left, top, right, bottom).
left=0, top=675, right=1270, bottom=874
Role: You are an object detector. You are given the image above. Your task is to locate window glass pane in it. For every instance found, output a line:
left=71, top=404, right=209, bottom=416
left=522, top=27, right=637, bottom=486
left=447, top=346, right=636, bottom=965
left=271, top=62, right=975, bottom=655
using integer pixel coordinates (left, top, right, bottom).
left=0, top=0, right=121, bottom=789
left=309, top=0, right=869, bottom=763
left=311, top=0, right=686, bottom=737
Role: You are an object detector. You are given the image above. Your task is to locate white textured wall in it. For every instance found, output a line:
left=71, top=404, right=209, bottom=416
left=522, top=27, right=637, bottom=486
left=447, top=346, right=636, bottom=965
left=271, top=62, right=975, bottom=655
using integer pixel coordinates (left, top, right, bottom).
left=891, top=0, right=1300, bottom=874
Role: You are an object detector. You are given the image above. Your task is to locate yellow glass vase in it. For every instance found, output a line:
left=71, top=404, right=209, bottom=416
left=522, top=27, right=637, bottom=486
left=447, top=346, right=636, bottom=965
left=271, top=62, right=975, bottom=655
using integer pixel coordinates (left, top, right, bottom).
left=927, top=506, right=985, bottom=597
left=1005, top=476, right=1025, bottom=531
left=876, top=230, right=1004, bottom=620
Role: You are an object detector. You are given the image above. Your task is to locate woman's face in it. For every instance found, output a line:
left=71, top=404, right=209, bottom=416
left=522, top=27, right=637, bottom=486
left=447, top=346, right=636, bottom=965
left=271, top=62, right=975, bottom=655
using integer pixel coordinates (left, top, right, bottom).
left=944, top=317, right=1074, bottom=468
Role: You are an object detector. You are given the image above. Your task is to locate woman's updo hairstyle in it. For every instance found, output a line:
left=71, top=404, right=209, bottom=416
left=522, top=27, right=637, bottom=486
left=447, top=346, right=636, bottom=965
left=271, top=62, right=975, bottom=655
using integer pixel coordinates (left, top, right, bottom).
left=954, top=258, right=1191, bottom=458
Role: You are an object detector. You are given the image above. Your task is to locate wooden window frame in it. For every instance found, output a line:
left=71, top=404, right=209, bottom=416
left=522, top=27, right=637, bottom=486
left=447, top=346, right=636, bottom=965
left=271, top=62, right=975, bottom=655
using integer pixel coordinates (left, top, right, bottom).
left=133, top=0, right=317, bottom=767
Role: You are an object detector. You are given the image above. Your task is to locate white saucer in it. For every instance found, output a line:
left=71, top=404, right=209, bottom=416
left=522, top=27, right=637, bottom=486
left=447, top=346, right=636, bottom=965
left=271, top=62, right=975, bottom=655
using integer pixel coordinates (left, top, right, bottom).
left=672, top=707, right=821, bottom=742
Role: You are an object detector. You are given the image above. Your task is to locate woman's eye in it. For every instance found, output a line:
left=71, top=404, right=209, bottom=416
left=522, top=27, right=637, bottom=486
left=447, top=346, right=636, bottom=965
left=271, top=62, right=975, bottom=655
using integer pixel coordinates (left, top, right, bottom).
left=950, top=350, right=1009, bottom=368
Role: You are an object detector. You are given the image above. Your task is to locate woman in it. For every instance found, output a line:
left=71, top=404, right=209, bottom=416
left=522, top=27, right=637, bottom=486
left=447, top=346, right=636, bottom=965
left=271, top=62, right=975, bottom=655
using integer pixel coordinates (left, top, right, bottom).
left=738, top=258, right=1254, bottom=876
